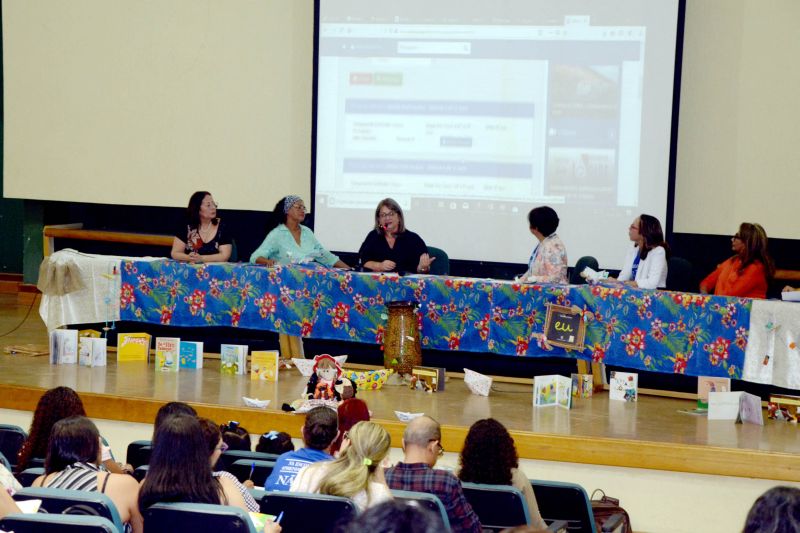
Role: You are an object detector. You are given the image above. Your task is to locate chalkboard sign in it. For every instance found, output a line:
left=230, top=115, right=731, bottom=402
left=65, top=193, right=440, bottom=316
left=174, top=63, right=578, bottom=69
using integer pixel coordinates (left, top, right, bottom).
left=543, top=304, right=586, bottom=350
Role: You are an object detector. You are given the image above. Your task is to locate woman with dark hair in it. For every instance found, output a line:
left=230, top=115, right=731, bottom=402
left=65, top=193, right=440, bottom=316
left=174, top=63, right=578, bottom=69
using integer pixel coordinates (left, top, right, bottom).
left=743, top=486, right=800, bottom=533
left=197, top=418, right=259, bottom=512
left=152, top=401, right=197, bottom=441
left=32, top=416, right=143, bottom=533
left=458, top=418, right=546, bottom=530
left=17, top=386, right=126, bottom=474
left=700, top=222, right=774, bottom=299
left=519, top=206, right=568, bottom=284
left=330, top=398, right=371, bottom=456
left=359, top=198, right=433, bottom=274
left=617, top=214, right=669, bottom=289
left=250, top=195, right=350, bottom=268
left=171, top=191, right=232, bottom=263
left=138, top=414, right=248, bottom=512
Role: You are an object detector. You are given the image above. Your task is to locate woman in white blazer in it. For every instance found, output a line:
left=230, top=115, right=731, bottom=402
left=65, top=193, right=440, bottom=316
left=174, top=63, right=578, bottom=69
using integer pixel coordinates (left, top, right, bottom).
left=617, top=214, right=669, bottom=289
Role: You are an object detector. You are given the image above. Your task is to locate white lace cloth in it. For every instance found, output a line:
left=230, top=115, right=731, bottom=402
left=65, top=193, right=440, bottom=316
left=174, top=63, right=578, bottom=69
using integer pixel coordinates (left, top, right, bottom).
left=742, top=299, right=800, bottom=390
left=38, top=249, right=160, bottom=331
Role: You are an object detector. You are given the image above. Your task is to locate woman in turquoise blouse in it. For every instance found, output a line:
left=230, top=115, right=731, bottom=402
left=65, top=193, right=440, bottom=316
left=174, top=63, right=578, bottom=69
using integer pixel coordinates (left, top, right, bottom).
left=250, top=196, right=351, bottom=269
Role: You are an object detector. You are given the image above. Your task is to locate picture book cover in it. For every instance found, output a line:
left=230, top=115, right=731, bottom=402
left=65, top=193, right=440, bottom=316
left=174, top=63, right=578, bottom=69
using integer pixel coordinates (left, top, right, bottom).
left=709, top=391, right=764, bottom=425
left=79, top=337, right=107, bottom=367
left=221, top=344, right=247, bottom=375
left=50, top=329, right=78, bottom=365
left=697, top=376, right=731, bottom=408
left=609, top=371, right=638, bottom=402
left=179, top=341, right=204, bottom=369
left=533, top=374, right=572, bottom=409
left=117, top=333, right=151, bottom=363
left=571, top=373, right=593, bottom=398
left=251, top=350, right=279, bottom=381
left=155, top=337, right=180, bottom=372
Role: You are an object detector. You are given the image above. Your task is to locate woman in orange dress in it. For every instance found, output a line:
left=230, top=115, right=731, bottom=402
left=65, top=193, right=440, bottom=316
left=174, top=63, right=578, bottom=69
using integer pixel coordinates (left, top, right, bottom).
left=700, top=223, right=774, bottom=299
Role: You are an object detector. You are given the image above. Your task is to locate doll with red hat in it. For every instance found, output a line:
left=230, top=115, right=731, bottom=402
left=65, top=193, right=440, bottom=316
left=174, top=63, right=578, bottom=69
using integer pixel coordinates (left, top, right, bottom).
left=303, top=354, right=356, bottom=402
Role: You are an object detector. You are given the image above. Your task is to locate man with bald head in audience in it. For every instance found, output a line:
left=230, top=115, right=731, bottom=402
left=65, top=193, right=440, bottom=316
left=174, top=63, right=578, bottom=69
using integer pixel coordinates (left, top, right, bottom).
left=384, top=416, right=481, bottom=533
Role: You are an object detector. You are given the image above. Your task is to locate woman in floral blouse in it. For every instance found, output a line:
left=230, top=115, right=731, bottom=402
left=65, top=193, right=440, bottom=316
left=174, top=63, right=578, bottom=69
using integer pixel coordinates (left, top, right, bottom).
left=520, top=206, right=568, bottom=284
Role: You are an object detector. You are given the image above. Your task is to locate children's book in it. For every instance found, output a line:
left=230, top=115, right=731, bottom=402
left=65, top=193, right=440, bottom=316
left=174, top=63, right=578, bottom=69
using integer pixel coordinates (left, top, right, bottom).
left=251, top=351, right=279, bottom=381
left=50, top=329, right=78, bottom=365
left=221, top=344, right=247, bottom=375
left=533, top=375, right=572, bottom=409
left=697, top=376, right=731, bottom=409
left=117, top=333, right=151, bottom=363
left=708, top=391, right=764, bottom=425
left=79, top=337, right=107, bottom=367
left=155, top=337, right=180, bottom=372
left=571, top=373, right=593, bottom=398
left=609, top=371, right=638, bottom=402
left=179, top=341, right=204, bottom=369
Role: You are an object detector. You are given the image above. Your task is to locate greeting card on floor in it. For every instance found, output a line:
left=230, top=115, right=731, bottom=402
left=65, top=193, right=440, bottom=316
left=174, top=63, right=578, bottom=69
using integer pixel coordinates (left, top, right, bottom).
left=609, top=371, right=638, bottom=402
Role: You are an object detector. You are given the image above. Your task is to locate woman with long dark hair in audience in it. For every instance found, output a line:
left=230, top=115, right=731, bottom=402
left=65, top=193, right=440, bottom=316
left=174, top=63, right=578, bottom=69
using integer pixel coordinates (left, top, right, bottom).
left=743, top=486, right=800, bottom=533
left=171, top=191, right=232, bottom=263
left=700, top=222, right=775, bottom=299
left=458, top=418, right=546, bottom=530
left=32, top=416, right=143, bottom=533
left=616, top=214, right=669, bottom=289
left=197, top=418, right=259, bottom=512
left=17, top=386, right=127, bottom=474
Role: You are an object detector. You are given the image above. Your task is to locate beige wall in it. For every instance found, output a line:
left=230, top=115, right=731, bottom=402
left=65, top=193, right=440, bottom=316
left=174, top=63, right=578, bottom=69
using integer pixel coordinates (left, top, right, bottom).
left=675, top=0, right=800, bottom=239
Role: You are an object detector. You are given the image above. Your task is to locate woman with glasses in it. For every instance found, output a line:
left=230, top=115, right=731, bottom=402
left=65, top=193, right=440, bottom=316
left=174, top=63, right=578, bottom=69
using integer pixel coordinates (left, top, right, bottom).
left=359, top=198, right=434, bottom=274
left=171, top=191, right=232, bottom=263
left=250, top=195, right=351, bottom=269
left=700, top=222, right=774, bottom=299
left=616, top=214, right=669, bottom=289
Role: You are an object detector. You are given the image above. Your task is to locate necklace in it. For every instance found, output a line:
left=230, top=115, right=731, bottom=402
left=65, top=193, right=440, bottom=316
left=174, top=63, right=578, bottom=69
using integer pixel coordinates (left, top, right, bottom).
left=198, top=223, right=214, bottom=241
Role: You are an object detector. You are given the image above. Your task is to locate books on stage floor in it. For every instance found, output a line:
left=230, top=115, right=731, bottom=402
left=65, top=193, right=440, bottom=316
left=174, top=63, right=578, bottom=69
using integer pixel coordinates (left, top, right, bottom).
left=411, top=366, right=446, bottom=392
left=117, top=333, right=151, bottom=363
left=180, top=341, right=204, bottom=369
left=571, top=373, right=593, bottom=398
left=533, top=374, right=572, bottom=409
left=79, top=337, right=107, bottom=367
left=609, top=371, right=638, bottom=402
left=697, top=376, right=731, bottom=409
left=251, top=350, right=279, bottom=381
left=50, top=329, right=78, bottom=365
left=709, top=391, right=764, bottom=425
left=155, top=337, right=180, bottom=372
left=221, top=344, right=247, bottom=375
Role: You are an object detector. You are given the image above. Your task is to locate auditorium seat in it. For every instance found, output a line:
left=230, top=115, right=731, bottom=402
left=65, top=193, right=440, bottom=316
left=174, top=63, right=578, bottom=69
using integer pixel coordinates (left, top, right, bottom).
left=531, top=479, right=624, bottom=533
left=427, top=246, right=450, bottom=275
left=217, top=449, right=279, bottom=471
left=0, top=513, right=119, bottom=533
left=125, top=439, right=152, bottom=469
left=16, top=467, right=43, bottom=487
left=391, top=489, right=450, bottom=530
left=569, top=256, right=600, bottom=285
left=461, top=482, right=530, bottom=532
left=143, top=502, right=257, bottom=533
left=252, top=489, right=358, bottom=533
left=229, top=459, right=275, bottom=487
left=0, top=424, right=27, bottom=470
left=133, top=464, right=149, bottom=482
left=13, top=487, right=124, bottom=533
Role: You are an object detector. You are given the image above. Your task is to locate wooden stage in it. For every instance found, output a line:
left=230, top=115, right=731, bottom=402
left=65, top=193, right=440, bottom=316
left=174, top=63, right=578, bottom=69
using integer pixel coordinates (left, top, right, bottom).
left=1, top=294, right=799, bottom=483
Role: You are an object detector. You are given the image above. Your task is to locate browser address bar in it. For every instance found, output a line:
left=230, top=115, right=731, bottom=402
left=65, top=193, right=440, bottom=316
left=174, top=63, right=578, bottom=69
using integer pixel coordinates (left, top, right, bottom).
left=396, top=41, right=471, bottom=55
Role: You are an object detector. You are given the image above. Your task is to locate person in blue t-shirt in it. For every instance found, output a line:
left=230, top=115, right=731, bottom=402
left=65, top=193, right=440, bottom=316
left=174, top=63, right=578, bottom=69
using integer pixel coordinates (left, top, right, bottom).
left=264, top=406, right=339, bottom=491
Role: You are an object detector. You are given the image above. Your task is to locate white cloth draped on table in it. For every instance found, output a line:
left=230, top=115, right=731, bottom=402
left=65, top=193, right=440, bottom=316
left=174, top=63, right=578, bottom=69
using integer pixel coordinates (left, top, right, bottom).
left=743, top=299, right=800, bottom=390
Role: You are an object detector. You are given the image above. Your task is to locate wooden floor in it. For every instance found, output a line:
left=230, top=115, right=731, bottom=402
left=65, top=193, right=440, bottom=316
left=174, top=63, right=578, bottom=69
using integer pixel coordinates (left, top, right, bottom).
left=1, top=294, right=798, bottom=482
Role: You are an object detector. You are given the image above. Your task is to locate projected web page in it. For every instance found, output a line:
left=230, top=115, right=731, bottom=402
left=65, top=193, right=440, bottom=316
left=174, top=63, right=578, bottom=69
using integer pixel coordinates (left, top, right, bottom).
left=315, top=4, right=678, bottom=268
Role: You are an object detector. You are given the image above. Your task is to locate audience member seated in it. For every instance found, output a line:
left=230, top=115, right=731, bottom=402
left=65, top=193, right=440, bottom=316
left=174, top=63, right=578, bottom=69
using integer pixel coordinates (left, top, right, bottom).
left=615, top=214, right=669, bottom=289
left=333, top=499, right=444, bottom=533
left=700, top=222, right=774, bottom=299
left=250, top=195, right=350, bottom=268
left=384, top=416, right=481, bottom=533
left=139, top=414, right=248, bottom=513
left=291, top=421, right=392, bottom=511
left=32, top=416, right=143, bottom=533
left=519, top=206, right=568, bottom=284
left=152, top=402, right=197, bottom=440
left=457, top=418, right=546, bottom=530
left=198, top=418, right=259, bottom=511
left=330, top=398, right=371, bottom=456
left=743, top=486, right=800, bottom=533
left=220, top=421, right=252, bottom=452
left=171, top=191, right=232, bottom=264
left=0, top=489, right=20, bottom=520
left=256, top=431, right=294, bottom=456
left=18, top=386, right=128, bottom=474
left=358, top=198, right=434, bottom=274
left=264, top=406, right=338, bottom=491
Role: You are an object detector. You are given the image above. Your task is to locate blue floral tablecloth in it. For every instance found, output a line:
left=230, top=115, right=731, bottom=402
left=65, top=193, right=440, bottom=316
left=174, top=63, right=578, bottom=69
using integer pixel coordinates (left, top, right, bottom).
left=120, top=260, right=749, bottom=379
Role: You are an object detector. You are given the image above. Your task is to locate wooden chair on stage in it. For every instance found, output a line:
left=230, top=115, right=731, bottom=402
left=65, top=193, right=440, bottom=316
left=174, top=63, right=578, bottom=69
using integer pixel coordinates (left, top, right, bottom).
left=461, top=482, right=530, bottom=532
left=0, top=424, right=27, bottom=471
left=217, top=449, right=279, bottom=471
left=125, top=439, right=152, bottom=469
left=143, top=502, right=257, bottom=533
left=391, top=489, right=450, bottom=530
left=15, top=467, right=43, bottom=487
left=252, top=490, right=358, bottom=533
left=13, top=487, right=124, bottom=533
left=228, top=459, right=275, bottom=487
left=531, top=479, right=624, bottom=533
left=0, top=513, right=119, bottom=533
